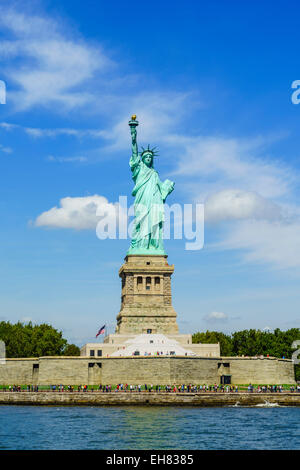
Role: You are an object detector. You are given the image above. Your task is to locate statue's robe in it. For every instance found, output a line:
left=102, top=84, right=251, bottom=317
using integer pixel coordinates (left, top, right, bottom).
left=128, top=153, right=173, bottom=253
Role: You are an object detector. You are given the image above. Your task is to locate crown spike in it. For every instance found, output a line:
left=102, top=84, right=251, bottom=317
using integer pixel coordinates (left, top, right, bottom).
left=140, top=144, right=159, bottom=158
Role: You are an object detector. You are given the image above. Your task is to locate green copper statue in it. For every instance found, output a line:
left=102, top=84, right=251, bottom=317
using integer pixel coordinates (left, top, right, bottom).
left=127, top=115, right=175, bottom=255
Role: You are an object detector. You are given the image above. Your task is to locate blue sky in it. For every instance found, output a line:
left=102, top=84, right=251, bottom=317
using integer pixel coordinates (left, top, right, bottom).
left=0, top=0, right=300, bottom=346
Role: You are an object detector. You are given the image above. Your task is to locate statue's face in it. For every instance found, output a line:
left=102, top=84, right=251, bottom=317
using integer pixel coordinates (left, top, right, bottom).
left=142, top=152, right=153, bottom=167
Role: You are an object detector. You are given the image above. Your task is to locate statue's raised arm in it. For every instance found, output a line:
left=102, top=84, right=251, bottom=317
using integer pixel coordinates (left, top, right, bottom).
left=129, top=115, right=139, bottom=168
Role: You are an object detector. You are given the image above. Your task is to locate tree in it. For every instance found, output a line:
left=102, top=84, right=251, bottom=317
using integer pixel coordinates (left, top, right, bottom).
left=63, top=344, right=80, bottom=356
left=192, top=330, right=233, bottom=356
left=0, top=321, right=79, bottom=358
left=231, top=329, right=263, bottom=356
left=193, top=328, right=300, bottom=381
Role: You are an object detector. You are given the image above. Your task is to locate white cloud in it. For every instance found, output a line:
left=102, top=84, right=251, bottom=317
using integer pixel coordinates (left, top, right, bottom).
left=203, top=311, right=228, bottom=323
left=0, top=122, right=104, bottom=139
left=219, top=219, right=300, bottom=268
left=99, top=91, right=196, bottom=152
left=172, top=135, right=294, bottom=199
left=0, top=143, right=12, bottom=153
left=0, top=8, right=113, bottom=110
left=205, top=189, right=282, bottom=223
left=0, top=89, right=195, bottom=150
left=47, top=155, right=87, bottom=163
left=25, top=127, right=84, bottom=138
left=0, top=122, right=17, bottom=131
left=34, top=195, right=123, bottom=230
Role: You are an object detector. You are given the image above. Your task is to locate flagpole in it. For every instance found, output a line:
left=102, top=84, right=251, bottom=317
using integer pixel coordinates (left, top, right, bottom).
left=103, top=320, right=107, bottom=342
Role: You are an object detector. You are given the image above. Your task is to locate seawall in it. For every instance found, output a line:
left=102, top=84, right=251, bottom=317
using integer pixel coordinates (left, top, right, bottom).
left=0, top=391, right=299, bottom=407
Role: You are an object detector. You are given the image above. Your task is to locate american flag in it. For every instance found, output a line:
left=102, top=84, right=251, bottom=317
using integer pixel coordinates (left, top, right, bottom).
left=96, top=325, right=106, bottom=338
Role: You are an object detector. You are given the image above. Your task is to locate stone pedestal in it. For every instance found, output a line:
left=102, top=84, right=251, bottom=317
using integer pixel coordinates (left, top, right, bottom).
left=115, top=255, right=179, bottom=334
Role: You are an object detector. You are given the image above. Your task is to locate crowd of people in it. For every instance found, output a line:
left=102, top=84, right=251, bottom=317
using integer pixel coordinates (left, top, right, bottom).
left=247, top=384, right=300, bottom=393
left=111, top=383, right=300, bottom=393
left=2, top=383, right=300, bottom=393
left=3, top=385, right=39, bottom=392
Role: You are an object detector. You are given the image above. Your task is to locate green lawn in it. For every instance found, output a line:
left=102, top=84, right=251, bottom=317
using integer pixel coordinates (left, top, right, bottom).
left=0, top=383, right=297, bottom=391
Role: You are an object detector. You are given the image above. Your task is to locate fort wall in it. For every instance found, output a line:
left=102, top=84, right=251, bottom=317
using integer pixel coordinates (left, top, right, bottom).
left=0, top=356, right=295, bottom=386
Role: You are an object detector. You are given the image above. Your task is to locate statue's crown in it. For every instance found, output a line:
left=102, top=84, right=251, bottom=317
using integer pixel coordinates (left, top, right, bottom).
left=140, top=145, right=159, bottom=157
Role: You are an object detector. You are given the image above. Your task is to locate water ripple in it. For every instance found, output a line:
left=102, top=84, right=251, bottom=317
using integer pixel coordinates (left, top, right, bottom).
left=0, top=405, right=299, bottom=450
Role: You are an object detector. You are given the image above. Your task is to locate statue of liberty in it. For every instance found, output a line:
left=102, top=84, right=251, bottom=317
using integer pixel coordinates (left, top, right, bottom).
left=127, top=115, right=175, bottom=255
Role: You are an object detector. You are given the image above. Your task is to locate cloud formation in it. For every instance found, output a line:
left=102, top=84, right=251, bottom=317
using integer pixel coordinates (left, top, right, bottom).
left=34, top=195, right=117, bottom=230
left=220, top=219, right=300, bottom=269
left=0, top=7, right=112, bottom=110
left=0, top=143, right=12, bottom=153
left=47, top=155, right=87, bottom=163
left=172, top=135, right=294, bottom=199
left=203, top=311, right=229, bottom=323
left=0, top=122, right=104, bottom=139
left=205, top=189, right=282, bottom=223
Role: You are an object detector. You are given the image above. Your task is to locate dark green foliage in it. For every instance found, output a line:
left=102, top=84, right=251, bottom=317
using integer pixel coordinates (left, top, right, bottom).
left=63, top=344, right=80, bottom=356
left=192, top=331, right=233, bottom=356
left=193, top=328, right=300, bottom=381
left=230, top=328, right=300, bottom=359
left=0, top=321, right=79, bottom=357
left=192, top=327, right=300, bottom=358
